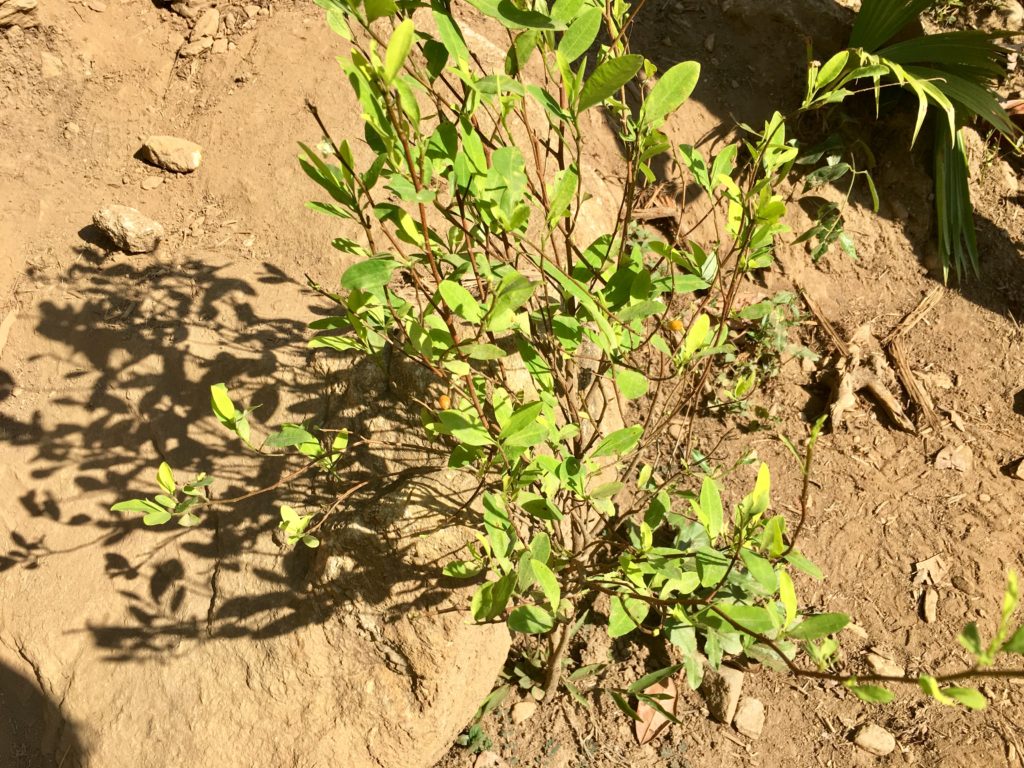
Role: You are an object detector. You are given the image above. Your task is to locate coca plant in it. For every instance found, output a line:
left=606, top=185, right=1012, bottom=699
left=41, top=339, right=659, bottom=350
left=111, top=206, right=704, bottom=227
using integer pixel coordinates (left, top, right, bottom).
left=115, top=0, right=1024, bottom=716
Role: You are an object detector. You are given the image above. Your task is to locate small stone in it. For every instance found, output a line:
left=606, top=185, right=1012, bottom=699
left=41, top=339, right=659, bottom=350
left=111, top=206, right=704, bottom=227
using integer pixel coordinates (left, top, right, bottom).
left=223, top=11, right=235, bottom=31
left=1014, top=459, right=1024, bottom=481
left=63, top=122, right=80, bottom=139
left=921, top=587, right=939, bottom=624
left=989, top=0, right=1024, bottom=30
left=935, top=444, right=973, bottom=473
left=979, top=493, right=992, bottom=503
left=39, top=51, right=63, bottom=79
left=865, top=651, right=904, bottom=678
left=511, top=700, right=537, bottom=724
left=952, top=574, right=974, bottom=595
left=700, top=665, right=744, bottom=724
left=243, top=3, right=259, bottom=18
left=92, top=205, right=165, bottom=253
left=85, top=0, right=105, bottom=11
left=853, top=723, right=896, bottom=756
left=170, top=1, right=198, bottom=19
left=180, top=36, right=213, bottom=57
left=141, top=175, right=163, bottom=190
left=704, top=33, right=715, bottom=52
left=140, top=135, right=203, bottom=173
left=190, top=8, right=219, bottom=40
left=732, top=697, right=764, bottom=739
left=212, top=37, right=228, bottom=54
left=6, top=23, right=24, bottom=42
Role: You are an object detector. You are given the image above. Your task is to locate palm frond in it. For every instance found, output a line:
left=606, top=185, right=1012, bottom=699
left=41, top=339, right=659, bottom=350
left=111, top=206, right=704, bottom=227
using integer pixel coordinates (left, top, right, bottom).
left=850, top=0, right=936, bottom=51
left=934, top=119, right=979, bottom=281
left=904, top=65, right=1016, bottom=136
left=878, top=31, right=1008, bottom=81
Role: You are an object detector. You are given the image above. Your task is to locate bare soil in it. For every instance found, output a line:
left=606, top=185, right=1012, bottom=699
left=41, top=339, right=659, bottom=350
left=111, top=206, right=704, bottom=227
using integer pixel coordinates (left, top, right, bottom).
left=1, top=1, right=1023, bottom=767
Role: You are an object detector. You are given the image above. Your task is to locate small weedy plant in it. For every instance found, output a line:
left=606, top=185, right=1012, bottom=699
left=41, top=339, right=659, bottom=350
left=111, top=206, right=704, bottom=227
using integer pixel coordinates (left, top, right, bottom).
left=115, top=0, right=1024, bottom=724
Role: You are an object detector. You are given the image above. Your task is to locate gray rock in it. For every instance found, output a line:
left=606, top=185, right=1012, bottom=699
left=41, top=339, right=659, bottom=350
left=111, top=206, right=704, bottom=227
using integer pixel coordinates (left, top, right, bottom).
left=853, top=723, right=897, bottom=756
left=141, top=135, right=203, bottom=173
left=733, top=697, right=764, bottom=739
left=0, top=0, right=37, bottom=28
left=92, top=205, right=165, bottom=253
left=700, top=665, right=744, bottom=724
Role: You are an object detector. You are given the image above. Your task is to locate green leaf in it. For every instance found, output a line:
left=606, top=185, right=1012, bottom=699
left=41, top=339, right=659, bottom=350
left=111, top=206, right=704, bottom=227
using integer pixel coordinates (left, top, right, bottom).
left=684, top=313, right=710, bottom=358
left=591, top=425, right=643, bottom=458
left=154, top=494, right=177, bottom=509
left=443, top=560, right=485, bottom=578
left=641, top=61, right=700, bottom=129
left=788, top=613, right=849, bottom=640
left=143, top=507, right=173, bottom=525
left=340, top=256, right=400, bottom=291
left=530, top=532, right=551, bottom=565
left=499, top=402, right=544, bottom=440
left=615, top=369, right=648, bottom=400
left=383, top=19, right=415, bottom=84
left=111, top=498, right=166, bottom=516
left=471, top=574, right=516, bottom=621
left=815, top=50, right=850, bottom=90
left=785, top=550, right=823, bottom=581
left=210, top=383, right=237, bottom=424
left=466, top=0, right=561, bottom=29
left=508, top=605, right=555, bottom=634
left=627, top=663, right=683, bottom=695
left=778, top=570, right=797, bottom=627
left=850, top=0, right=933, bottom=51
left=437, top=410, right=495, bottom=446
left=698, top=476, right=723, bottom=541
left=846, top=683, right=894, bottom=704
left=609, top=689, right=642, bottom=721
left=531, top=559, right=561, bottom=608
left=578, top=54, right=644, bottom=112
left=608, top=595, right=650, bottom=638
left=156, top=462, right=175, bottom=495
left=1003, top=625, right=1024, bottom=654
left=740, top=549, right=778, bottom=593
left=266, top=424, right=318, bottom=450
left=364, top=0, right=397, bottom=22
left=943, top=687, right=987, bottom=710
left=958, top=622, right=983, bottom=656
left=558, top=6, right=602, bottom=63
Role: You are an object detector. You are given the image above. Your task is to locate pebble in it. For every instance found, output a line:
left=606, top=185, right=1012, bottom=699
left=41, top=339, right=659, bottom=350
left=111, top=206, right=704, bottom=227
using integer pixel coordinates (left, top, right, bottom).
left=732, top=697, right=764, bottom=739
left=700, top=665, right=744, bottom=724
left=704, top=33, right=715, bottom=52
left=85, top=0, right=105, bottom=11
left=979, top=493, right=992, bottom=503
left=92, top=205, right=164, bottom=253
left=865, top=651, right=904, bottom=678
left=190, top=8, right=219, bottom=40
left=1015, top=460, right=1024, bottom=481
left=853, top=723, right=896, bottom=756
left=922, top=588, right=939, bottom=624
left=63, top=122, right=80, bottom=140
left=140, top=135, right=203, bottom=173
left=212, top=37, right=228, bottom=54
left=141, top=175, right=163, bottom=190
left=935, top=444, right=973, bottom=473
left=180, top=35, right=213, bottom=57
left=511, top=700, right=537, bottom=724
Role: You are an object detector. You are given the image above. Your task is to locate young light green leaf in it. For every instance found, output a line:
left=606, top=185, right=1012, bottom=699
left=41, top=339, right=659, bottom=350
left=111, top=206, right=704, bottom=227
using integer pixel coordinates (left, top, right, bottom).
left=684, top=313, right=710, bottom=358
left=814, top=50, right=850, bottom=90
left=608, top=595, right=650, bottom=638
left=943, top=687, right=987, bottom=710
left=698, top=475, right=723, bottom=540
left=615, top=369, right=649, bottom=400
left=530, top=559, right=561, bottom=609
left=210, top=383, right=237, bottom=424
left=846, top=683, right=894, bottom=704
left=383, top=19, right=415, bottom=84
left=157, top=462, right=175, bottom=495
left=778, top=570, right=798, bottom=627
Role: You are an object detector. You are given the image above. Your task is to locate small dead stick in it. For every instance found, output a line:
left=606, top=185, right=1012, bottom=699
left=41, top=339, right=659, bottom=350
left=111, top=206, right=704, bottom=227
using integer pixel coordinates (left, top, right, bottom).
left=795, top=283, right=849, bottom=358
left=882, top=287, right=944, bottom=433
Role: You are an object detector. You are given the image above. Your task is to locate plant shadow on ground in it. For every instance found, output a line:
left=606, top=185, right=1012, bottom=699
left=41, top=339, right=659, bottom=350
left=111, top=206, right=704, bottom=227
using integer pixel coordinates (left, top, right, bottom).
left=0, top=659, right=87, bottom=767
left=0, top=239, right=474, bottom=660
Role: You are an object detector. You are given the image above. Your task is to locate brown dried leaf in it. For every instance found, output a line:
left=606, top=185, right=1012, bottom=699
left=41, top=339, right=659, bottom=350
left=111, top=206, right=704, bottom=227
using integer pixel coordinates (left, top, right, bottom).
left=634, top=677, right=678, bottom=745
